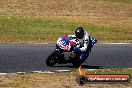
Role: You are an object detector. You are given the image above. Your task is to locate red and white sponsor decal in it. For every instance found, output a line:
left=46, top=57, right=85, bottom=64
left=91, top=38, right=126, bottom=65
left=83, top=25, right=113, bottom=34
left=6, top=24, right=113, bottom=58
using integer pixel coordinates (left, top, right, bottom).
left=77, top=66, right=131, bottom=84
left=85, top=74, right=130, bottom=82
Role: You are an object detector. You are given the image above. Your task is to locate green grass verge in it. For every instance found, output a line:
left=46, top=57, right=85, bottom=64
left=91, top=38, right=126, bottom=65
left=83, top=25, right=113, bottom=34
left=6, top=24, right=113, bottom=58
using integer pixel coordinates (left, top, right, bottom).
left=85, top=69, right=132, bottom=75
left=0, top=16, right=131, bottom=44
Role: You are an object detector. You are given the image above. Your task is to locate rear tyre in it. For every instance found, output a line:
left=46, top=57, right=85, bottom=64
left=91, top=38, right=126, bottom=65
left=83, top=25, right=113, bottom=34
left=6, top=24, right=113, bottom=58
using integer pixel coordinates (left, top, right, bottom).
left=72, top=53, right=89, bottom=67
left=72, top=60, right=83, bottom=67
left=46, top=51, right=57, bottom=66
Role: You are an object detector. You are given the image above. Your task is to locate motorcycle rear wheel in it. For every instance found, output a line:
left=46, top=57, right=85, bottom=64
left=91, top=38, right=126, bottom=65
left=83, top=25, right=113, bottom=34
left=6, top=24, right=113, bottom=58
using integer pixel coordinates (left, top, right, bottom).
left=72, top=60, right=83, bottom=67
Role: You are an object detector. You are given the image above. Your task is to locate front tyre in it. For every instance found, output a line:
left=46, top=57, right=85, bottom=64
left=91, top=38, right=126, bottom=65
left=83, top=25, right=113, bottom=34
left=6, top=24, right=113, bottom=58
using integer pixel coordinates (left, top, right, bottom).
left=46, top=51, right=57, bottom=66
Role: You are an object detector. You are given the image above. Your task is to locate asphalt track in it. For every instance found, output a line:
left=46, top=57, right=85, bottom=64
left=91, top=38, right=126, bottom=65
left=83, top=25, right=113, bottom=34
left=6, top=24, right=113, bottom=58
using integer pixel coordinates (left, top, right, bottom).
left=0, top=44, right=132, bottom=73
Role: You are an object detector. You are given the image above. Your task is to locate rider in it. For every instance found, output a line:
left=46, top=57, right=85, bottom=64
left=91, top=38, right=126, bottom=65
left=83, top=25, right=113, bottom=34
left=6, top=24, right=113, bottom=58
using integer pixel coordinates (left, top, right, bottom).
left=68, top=27, right=90, bottom=60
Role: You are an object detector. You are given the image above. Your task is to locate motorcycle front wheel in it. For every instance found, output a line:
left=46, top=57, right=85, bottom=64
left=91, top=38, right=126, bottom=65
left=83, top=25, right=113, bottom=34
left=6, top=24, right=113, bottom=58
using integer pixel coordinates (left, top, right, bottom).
left=46, top=51, right=57, bottom=66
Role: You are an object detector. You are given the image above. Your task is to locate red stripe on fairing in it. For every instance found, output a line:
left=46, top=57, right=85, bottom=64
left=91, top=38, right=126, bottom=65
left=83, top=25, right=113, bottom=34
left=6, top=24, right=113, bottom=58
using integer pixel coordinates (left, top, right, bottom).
left=69, top=42, right=73, bottom=46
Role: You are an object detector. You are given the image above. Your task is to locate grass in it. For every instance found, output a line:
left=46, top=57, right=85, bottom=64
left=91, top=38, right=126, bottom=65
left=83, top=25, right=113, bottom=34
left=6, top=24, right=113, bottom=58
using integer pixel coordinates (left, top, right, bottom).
left=0, top=0, right=132, bottom=44
left=0, top=69, right=132, bottom=88
left=0, top=16, right=131, bottom=44
left=0, top=16, right=75, bottom=43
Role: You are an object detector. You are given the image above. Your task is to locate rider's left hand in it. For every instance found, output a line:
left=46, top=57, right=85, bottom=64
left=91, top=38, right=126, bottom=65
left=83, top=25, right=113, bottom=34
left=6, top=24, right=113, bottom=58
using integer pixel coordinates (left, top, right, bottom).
left=74, top=47, right=81, bottom=52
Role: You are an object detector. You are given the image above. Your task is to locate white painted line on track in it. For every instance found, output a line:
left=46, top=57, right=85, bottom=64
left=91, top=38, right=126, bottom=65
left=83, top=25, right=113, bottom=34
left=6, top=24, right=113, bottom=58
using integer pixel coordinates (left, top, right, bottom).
left=0, top=70, right=72, bottom=75
left=31, top=71, right=54, bottom=74
left=55, top=70, right=71, bottom=72
left=0, top=73, right=7, bottom=75
left=16, top=72, right=26, bottom=74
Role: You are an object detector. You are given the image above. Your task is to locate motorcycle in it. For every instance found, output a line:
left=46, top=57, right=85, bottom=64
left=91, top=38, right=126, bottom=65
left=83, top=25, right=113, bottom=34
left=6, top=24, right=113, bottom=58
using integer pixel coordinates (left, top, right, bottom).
left=46, top=35, right=97, bottom=67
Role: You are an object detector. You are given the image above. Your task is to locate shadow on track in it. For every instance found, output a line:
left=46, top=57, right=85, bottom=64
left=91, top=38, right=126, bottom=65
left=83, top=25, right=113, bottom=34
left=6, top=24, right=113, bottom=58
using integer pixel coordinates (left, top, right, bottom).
left=52, top=64, right=103, bottom=69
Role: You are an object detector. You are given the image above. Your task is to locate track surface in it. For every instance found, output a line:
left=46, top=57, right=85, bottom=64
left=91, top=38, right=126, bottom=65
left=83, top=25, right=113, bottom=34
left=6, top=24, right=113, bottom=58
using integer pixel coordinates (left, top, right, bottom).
left=0, top=44, right=132, bottom=73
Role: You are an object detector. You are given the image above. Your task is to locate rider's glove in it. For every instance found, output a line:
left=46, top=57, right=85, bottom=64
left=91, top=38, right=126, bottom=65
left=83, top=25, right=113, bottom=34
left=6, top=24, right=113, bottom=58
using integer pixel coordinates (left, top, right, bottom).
left=74, top=47, right=81, bottom=53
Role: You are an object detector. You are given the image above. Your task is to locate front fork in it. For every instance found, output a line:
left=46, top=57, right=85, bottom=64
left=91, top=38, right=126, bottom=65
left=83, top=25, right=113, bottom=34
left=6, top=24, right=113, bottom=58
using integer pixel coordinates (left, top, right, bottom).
left=55, top=49, right=64, bottom=62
